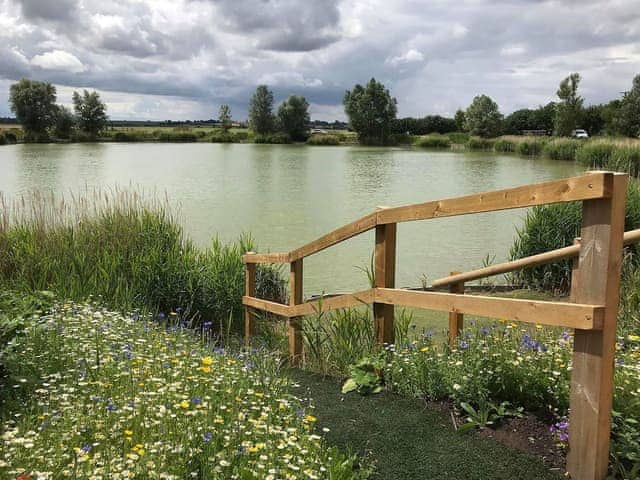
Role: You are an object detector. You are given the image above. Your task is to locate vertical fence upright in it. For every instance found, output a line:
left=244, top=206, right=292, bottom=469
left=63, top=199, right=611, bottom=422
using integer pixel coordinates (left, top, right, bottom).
left=289, top=259, right=304, bottom=364
left=244, top=253, right=256, bottom=346
left=448, top=271, right=464, bottom=347
left=374, top=213, right=397, bottom=345
left=567, top=173, right=627, bottom=480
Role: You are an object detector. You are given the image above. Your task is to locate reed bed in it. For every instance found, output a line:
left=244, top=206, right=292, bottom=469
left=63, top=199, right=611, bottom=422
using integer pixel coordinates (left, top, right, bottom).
left=0, top=189, right=286, bottom=331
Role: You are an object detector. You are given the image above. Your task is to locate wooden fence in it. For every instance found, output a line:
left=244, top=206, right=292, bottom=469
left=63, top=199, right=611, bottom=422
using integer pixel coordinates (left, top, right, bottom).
left=242, top=171, right=629, bottom=480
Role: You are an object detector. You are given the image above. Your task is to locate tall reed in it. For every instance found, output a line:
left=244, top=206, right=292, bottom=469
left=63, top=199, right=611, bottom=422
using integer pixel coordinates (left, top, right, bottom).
left=0, top=189, right=286, bottom=331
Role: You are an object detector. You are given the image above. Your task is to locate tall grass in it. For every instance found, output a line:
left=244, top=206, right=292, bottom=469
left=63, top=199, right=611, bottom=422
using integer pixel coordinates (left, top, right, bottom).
left=0, top=189, right=286, bottom=331
left=466, top=137, right=495, bottom=150
left=542, top=138, right=581, bottom=161
left=493, top=137, right=517, bottom=153
left=301, top=305, right=411, bottom=375
left=415, top=133, right=451, bottom=148
left=510, top=180, right=640, bottom=303
left=306, top=134, right=341, bottom=146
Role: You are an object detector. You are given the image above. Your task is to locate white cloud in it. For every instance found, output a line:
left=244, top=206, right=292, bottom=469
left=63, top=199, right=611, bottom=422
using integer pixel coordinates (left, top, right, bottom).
left=31, top=50, right=85, bottom=73
left=386, top=49, right=424, bottom=66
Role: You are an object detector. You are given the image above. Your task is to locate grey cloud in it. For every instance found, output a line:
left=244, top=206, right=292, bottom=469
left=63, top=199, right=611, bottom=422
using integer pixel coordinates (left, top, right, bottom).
left=1, top=0, right=640, bottom=120
left=210, top=0, right=342, bottom=51
left=17, top=0, right=78, bottom=21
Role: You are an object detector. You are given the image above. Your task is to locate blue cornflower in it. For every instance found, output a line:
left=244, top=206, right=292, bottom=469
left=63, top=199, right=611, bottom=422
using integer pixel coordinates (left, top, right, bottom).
left=203, top=432, right=213, bottom=442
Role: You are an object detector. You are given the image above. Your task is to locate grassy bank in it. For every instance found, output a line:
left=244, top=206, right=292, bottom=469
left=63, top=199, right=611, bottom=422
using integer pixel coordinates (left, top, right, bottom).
left=0, top=190, right=286, bottom=333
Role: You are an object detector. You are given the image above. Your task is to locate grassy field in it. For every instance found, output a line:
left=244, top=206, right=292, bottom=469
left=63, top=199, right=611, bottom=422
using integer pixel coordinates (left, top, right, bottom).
left=290, top=369, right=561, bottom=480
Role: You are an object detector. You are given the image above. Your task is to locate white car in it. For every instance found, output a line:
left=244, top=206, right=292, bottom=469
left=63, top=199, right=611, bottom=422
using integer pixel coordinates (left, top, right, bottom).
left=572, top=129, right=589, bottom=139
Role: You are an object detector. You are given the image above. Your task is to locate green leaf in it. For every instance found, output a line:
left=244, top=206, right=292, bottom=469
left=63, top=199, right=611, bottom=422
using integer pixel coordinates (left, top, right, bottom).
left=342, top=378, right=358, bottom=394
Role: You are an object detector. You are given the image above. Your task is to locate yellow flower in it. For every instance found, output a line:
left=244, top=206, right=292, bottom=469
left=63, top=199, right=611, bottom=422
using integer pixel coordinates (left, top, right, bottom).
left=305, top=415, right=317, bottom=423
left=202, top=356, right=213, bottom=366
left=198, top=366, right=211, bottom=373
left=179, top=400, right=189, bottom=409
left=535, top=324, right=543, bottom=330
left=124, top=430, right=133, bottom=436
left=420, top=346, right=429, bottom=352
left=629, top=335, right=640, bottom=342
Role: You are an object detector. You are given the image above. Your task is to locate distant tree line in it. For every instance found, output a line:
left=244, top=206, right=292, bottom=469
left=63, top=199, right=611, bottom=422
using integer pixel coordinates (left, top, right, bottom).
left=9, top=78, right=108, bottom=141
left=342, top=73, right=640, bottom=143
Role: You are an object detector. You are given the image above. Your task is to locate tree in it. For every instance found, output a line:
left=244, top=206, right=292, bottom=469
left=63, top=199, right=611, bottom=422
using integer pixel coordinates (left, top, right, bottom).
left=248, top=85, right=275, bottom=135
left=464, top=94, right=503, bottom=138
left=72, top=90, right=108, bottom=137
left=54, top=105, right=76, bottom=139
left=9, top=78, right=57, bottom=140
left=581, top=104, right=606, bottom=136
left=554, top=73, right=583, bottom=136
left=532, top=102, right=556, bottom=133
left=277, top=95, right=310, bottom=141
left=503, top=109, right=537, bottom=134
left=343, top=78, right=397, bottom=144
left=454, top=109, right=466, bottom=132
left=218, top=104, right=232, bottom=132
left=613, top=74, right=640, bottom=138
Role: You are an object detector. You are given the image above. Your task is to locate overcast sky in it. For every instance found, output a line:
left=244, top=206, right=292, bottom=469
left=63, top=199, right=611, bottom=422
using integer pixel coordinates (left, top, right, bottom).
left=0, top=0, right=639, bottom=121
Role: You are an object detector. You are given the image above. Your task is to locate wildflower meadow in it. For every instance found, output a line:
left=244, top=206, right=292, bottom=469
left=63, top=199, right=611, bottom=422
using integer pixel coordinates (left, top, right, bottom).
left=0, top=302, right=365, bottom=480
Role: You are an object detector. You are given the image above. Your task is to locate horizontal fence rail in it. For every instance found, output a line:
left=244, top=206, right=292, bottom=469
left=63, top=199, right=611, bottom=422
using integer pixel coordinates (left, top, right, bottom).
left=431, top=227, right=640, bottom=288
left=241, top=171, right=629, bottom=480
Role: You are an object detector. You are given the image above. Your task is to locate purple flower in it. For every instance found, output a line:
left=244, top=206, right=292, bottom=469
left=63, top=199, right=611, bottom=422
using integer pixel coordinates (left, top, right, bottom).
left=81, top=445, right=91, bottom=453
left=192, top=397, right=202, bottom=405
left=203, top=432, right=212, bottom=442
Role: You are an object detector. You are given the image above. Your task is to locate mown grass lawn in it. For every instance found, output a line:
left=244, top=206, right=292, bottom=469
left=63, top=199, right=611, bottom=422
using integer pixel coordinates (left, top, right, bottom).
left=290, top=370, right=561, bottom=480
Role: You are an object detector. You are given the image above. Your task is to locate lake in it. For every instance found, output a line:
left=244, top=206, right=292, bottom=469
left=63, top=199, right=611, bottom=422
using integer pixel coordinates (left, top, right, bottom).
left=0, top=143, right=582, bottom=295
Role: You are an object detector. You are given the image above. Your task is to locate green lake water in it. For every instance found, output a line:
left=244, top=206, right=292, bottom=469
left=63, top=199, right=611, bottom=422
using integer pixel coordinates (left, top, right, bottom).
left=0, top=143, right=582, bottom=295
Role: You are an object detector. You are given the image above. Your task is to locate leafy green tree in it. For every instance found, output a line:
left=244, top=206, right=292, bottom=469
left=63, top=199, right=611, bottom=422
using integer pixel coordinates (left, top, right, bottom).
left=72, top=90, right=108, bottom=137
left=554, top=73, right=583, bottom=136
left=581, top=104, right=606, bottom=136
left=9, top=78, right=57, bottom=140
left=277, top=95, right=310, bottom=141
left=249, top=85, right=275, bottom=135
left=613, top=74, right=640, bottom=138
left=464, top=94, right=503, bottom=138
left=454, top=109, right=466, bottom=132
left=532, top=102, right=556, bottom=133
left=218, top=104, right=232, bottom=132
left=344, top=78, right=397, bottom=144
left=53, top=105, right=76, bottom=139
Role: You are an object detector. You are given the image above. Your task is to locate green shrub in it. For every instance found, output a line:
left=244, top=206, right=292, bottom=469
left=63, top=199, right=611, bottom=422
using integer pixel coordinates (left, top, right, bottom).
left=493, top=138, right=516, bottom=153
left=516, top=138, right=547, bottom=156
left=0, top=190, right=286, bottom=332
left=254, top=132, right=291, bottom=144
left=466, top=137, right=495, bottom=150
left=446, top=132, right=469, bottom=144
left=510, top=180, right=640, bottom=294
left=306, top=134, right=340, bottom=146
left=157, top=131, right=198, bottom=142
left=575, top=142, right=617, bottom=167
left=415, top=134, right=451, bottom=149
left=542, top=138, right=581, bottom=161
left=232, top=130, right=251, bottom=142
left=210, top=130, right=236, bottom=143
left=112, top=131, right=140, bottom=142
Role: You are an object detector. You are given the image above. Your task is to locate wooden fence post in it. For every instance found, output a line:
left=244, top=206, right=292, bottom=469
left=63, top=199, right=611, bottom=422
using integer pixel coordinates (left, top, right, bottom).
left=244, top=254, right=256, bottom=346
left=448, top=271, right=464, bottom=347
left=289, top=259, right=304, bottom=364
left=567, top=172, right=627, bottom=480
left=374, top=215, right=397, bottom=345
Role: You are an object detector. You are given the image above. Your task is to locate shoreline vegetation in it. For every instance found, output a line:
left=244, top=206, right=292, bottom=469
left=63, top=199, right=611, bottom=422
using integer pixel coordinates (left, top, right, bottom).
left=3, top=124, right=640, bottom=177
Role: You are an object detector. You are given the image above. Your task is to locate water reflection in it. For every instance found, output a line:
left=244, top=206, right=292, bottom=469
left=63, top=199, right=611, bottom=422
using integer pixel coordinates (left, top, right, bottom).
left=0, top=143, right=583, bottom=294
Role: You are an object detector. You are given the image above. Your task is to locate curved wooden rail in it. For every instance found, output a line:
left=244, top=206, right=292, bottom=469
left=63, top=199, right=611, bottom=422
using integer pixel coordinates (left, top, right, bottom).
left=242, top=172, right=611, bottom=263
